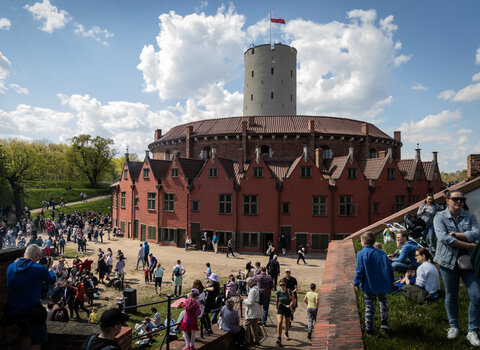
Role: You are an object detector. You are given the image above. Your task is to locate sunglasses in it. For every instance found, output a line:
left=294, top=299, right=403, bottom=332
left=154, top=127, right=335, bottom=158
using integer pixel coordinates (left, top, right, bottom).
left=280, top=284, right=286, bottom=287
left=450, top=197, right=466, bottom=202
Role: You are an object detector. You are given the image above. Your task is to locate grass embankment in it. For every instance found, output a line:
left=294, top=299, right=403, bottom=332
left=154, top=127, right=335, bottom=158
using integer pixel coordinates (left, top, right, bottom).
left=353, top=238, right=473, bottom=349
left=24, top=182, right=111, bottom=209
left=40, top=197, right=111, bottom=219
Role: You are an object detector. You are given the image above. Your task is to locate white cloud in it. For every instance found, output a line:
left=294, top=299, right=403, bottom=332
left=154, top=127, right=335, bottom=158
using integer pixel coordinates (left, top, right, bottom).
left=0, top=51, right=11, bottom=93
left=438, top=90, right=455, bottom=100
left=0, top=18, right=11, bottom=30
left=473, top=72, right=480, bottom=82
left=9, top=83, right=29, bottom=95
left=411, top=82, right=428, bottom=91
left=476, top=47, right=480, bottom=65
left=457, top=128, right=473, bottom=135
left=74, top=23, right=114, bottom=46
left=24, top=0, right=71, bottom=33
left=393, top=54, right=412, bottom=67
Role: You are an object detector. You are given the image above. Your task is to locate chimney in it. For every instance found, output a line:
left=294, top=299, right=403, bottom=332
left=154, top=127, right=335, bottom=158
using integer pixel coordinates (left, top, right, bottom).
left=248, top=116, right=255, bottom=127
left=186, top=125, right=193, bottom=158
left=255, top=146, right=261, bottom=163
left=154, top=129, right=162, bottom=140
left=432, top=151, right=438, bottom=163
left=387, top=148, right=392, bottom=159
left=415, top=144, right=421, bottom=161
left=315, top=148, right=323, bottom=168
left=308, top=120, right=315, bottom=133
left=394, top=131, right=401, bottom=142
left=348, top=146, right=354, bottom=163
left=378, top=150, right=387, bottom=158
left=303, top=145, right=308, bottom=162
left=145, top=150, right=150, bottom=159
left=467, top=154, right=480, bottom=179
left=212, top=147, right=217, bottom=161
left=361, top=123, right=369, bottom=135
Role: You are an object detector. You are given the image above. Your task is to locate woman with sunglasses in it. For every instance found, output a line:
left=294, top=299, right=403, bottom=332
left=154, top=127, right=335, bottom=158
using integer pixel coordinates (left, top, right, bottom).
left=275, top=277, right=295, bottom=345
left=434, top=190, right=480, bottom=346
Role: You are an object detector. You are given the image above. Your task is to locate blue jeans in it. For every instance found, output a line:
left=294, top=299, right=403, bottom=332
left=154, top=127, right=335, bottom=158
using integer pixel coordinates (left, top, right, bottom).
left=440, top=265, right=480, bottom=332
left=136, top=257, right=145, bottom=270
left=421, top=225, right=436, bottom=252
left=174, top=285, right=182, bottom=296
left=391, top=261, right=410, bottom=273
left=261, top=296, right=270, bottom=324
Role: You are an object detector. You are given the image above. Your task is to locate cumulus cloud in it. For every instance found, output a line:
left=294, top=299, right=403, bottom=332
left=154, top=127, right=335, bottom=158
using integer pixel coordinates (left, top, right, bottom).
left=9, top=83, right=29, bottom=95
left=74, top=23, right=114, bottom=46
left=0, top=18, right=11, bottom=30
left=476, top=47, right=480, bottom=65
left=24, top=0, right=71, bottom=33
left=0, top=51, right=11, bottom=93
left=411, top=82, right=428, bottom=91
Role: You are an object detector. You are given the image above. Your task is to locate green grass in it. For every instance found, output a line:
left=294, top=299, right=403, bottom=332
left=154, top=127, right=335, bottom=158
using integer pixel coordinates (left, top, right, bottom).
left=354, top=237, right=474, bottom=349
left=40, top=197, right=111, bottom=219
left=25, top=187, right=111, bottom=210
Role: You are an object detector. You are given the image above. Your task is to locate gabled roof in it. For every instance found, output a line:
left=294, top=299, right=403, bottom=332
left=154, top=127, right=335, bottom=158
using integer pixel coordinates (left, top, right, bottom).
left=422, top=161, right=434, bottom=181
left=149, top=159, right=171, bottom=179
left=397, top=159, right=416, bottom=180
left=178, top=158, right=205, bottom=179
left=328, top=156, right=350, bottom=179
left=265, top=159, right=295, bottom=181
left=284, top=156, right=303, bottom=178
left=217, top=157, right=235, bottom=179
left=126, top=161, right=143, bottom=181
left=233, top=162, right=248, bottom=184
left=359, top=157, right=388, bottom=180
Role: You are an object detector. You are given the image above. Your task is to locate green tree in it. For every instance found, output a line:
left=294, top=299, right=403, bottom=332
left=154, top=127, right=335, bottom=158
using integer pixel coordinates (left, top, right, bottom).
left=111, top=153, right=140, bottom=181
left=67, top=134, right=117, bottom=187
left=441, top=169, right=467, bottom=184
left=0, top=139, right=41, bottom=218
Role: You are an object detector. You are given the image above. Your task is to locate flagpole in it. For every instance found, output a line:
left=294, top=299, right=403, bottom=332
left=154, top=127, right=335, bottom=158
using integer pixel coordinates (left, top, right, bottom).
left=270, top=11, right=272, bottom=46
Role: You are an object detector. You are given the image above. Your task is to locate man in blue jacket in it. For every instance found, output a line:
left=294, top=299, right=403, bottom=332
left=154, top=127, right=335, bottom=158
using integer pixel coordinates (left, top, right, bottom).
left=354, top=231, right=394, bottom=335
left=144, top=241, right=150, bottom=265
left=389, top=230, right=420, bottom=273
left=7, top=244, right=56, bottom=350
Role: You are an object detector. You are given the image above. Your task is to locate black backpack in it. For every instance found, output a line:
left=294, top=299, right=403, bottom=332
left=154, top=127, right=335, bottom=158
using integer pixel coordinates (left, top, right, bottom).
left=54, top=308, right=68, bottom=322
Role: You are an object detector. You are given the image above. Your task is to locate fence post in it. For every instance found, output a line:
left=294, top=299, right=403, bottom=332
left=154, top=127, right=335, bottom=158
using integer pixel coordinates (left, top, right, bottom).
left=240, top=296, right=243, bottom=319
left=166, top=294, right=172, bottom=350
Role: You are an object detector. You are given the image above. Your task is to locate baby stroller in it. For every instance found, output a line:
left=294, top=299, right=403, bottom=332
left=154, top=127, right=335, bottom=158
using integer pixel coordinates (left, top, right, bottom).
left=404, top=214, right=427, bottom=240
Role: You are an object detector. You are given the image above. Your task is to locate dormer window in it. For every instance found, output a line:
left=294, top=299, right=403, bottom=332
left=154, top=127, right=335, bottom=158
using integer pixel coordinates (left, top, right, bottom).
left=301, top=166, right=312, bottom=178
left=347, top=168, right=357, bottom=179
left=124, top=169, right=128, bottom=180
left=253, top=167, right=263, bottom=178
left=143, top=169, right=149, bottom=179
left=171, top=168, right=179, bottom=178
left=209, top=168, right=218, bottom=177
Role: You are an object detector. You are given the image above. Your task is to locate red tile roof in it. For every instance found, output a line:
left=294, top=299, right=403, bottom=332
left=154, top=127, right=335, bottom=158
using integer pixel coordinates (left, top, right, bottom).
left=266, top=159, right=296, bottom=180
left=422, top=161, right=433, bottom=181
left=154, top=116, right=393, bottom=143
left=397, top=159, right=416, bottom=180
left=328, top=156, right=350, bottom=179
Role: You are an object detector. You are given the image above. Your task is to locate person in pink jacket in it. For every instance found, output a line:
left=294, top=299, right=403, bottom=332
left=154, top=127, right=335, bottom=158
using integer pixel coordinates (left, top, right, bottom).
left=179, top=289, right=201, bottom=350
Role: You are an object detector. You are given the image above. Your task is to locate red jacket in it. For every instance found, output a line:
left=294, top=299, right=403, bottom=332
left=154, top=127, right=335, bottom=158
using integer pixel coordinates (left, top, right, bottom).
left=75, top=283, right=85, bottom=301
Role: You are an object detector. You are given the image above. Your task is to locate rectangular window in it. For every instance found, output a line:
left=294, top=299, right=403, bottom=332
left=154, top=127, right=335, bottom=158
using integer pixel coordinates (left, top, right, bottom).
left=311, top=234, right=329, bottom=250
left=347, top=168, right=357, bottom=179
left=243, top=195, right=258, bottom=215
left=120, top=192, right=126, bottom=208
left=253, top=167, right=263, bottom=178
left=395, top=195, right=406, bottom=212
left=147, top=192, right=156, bottom=210
left=301, top=166, right=312, bottom=178
left=271, top=67, right=274, bottom=75
left=241, top=232, right=259, bottom=248
left=163, top=193, right=174, bottom=211
left=251, top=70, right=254, bottom=77
left=134, top=198, right=139, bottom=208
left=120, top=221, right=125, bottom=233
left=312, top=195, right=327, bottom=216
left=339, top=195, right=356, bottom=216
left=143, top=168, right=149, bottom=179
left=250, top=94, right=253, bottom=101
left=209, top=168, right=218, bottom=177
left=387, top=168, right=395, bottom=180
left=281, top=202, right=290, bottom=215
left=171, top=168, right=179, bottom=178
left=147, top=226, right=156, bottom=240
left=218, top=194, right=232, bottom=214
left=124, top=169, right=128, bottom=180
left=373, top=202, right=380, bottom=215
left=192, top=200, right=199, bottom=212
left=271, top=91, right=274, bottom=99
left=416, top=169, right=422, bottom=181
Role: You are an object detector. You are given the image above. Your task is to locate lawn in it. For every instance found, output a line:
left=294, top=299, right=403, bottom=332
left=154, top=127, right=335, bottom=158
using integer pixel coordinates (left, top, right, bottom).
left=25, top=186, right=111, bottom=210
left=353, top=238, right=474, bottom=349
left=41, top=197, right=111, bottom=219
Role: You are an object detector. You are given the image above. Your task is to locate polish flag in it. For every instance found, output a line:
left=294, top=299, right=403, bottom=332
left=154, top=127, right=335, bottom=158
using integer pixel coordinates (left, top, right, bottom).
left=271, top=18, right=286, bottom=24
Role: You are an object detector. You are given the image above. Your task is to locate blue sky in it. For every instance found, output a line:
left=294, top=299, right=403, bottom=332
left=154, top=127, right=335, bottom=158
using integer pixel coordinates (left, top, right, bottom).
left=1, top=0, right=480, bottom=172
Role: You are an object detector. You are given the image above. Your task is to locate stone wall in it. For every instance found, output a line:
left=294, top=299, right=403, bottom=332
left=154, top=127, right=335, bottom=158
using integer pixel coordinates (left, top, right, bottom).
left=311, top=240, right=364, bottom=349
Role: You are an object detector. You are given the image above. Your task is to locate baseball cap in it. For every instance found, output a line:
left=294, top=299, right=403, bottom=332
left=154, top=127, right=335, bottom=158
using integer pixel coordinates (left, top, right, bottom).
left=99, top=308, right=129, bottom=328
left=285, top=268, right=291, bottom=272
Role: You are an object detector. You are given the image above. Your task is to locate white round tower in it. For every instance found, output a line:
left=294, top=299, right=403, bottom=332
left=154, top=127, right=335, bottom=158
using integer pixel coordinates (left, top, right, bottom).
left=243, top=43, right=297, bottom=116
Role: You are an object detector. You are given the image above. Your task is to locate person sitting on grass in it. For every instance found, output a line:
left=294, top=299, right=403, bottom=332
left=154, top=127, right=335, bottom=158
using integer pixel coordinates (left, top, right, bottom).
left=393, top=269, right=416, bottom=292
left=401, top=247, right=440, bottom=303
left=388, top=231, right=420, bottom=273
left=151, top=307, right=162, bottom=328
left=354, top=231, right=394, bottom=335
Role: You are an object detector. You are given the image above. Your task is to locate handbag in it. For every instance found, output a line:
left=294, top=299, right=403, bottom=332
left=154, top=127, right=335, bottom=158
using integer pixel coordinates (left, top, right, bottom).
left=458, top=253, right=473, bottom=270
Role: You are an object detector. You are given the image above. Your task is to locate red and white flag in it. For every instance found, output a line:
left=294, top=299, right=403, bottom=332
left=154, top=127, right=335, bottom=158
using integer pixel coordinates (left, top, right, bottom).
left=271, top=17, right=286, bottom=24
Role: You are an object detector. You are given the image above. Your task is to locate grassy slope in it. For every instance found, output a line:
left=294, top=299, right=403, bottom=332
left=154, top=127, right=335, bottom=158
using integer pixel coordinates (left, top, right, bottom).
left=40, top=197, right=111, bottom=219
left=353, top=239, right=473, bottom=349
left=24, top=185, right=111, bottom=209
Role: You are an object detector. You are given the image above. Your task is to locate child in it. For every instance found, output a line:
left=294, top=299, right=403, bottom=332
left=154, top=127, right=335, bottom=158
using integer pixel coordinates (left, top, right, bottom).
left=393, top=269, right=416, bottom=292
left=89, top=307, right=97, bottom=324
left=46, top=301, right=55, bottom=321
left=353, top=231, right=394, bottom=335
left=303, top=283, right=319, bottom=339
left=144, top=266, right=150, bottom=284
left=180, top=288, right=201, bottom=350
left=205, top=263, right=212, bottom=281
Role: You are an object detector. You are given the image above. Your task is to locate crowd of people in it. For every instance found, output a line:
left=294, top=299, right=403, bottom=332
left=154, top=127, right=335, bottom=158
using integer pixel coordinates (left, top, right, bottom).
left=354, top=190, right=480, bottom=347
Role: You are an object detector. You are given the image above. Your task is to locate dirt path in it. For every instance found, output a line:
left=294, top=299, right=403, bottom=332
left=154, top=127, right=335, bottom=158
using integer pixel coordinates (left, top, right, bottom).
left=30, top=195, right=110, bottom=214
left=42, top=233, right=325, bottom=348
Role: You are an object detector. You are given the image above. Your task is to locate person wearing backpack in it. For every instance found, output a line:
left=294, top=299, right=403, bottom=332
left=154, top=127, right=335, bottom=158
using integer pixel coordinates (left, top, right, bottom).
left=52, top=301, right=69, bottom=322
left=82, top=308, right=129, bottom=350
left=171, top=260, right=185, bottom=297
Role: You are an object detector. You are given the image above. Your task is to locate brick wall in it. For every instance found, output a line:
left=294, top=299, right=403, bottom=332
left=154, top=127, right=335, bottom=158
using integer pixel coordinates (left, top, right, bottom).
left=311, top=240, right=363, bottom=349
left=468, top=154, right=480, bottom=179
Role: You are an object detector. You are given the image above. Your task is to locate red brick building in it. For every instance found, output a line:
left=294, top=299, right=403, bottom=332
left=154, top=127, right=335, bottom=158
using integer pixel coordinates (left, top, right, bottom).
left=111, top=116, right=443, bottom=253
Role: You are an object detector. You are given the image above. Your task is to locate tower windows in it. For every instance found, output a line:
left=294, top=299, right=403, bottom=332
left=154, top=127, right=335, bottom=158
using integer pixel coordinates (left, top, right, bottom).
left=251, top=70, right=254, bottom=78
left=291, top=70, right=293, bottom=77
left=290, top=94, right=293, bottom=101
left=251, top=94, right=253, bottom=101
left=271, top=92, right=274, bottom=99
left=271, top=67, right=274, bottom=75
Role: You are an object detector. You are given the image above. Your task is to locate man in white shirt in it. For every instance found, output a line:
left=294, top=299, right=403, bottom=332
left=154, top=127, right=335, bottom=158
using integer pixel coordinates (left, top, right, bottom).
left=135, top=244, right=145, bottom=270
left=243, top=277, right=261, bottom=346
